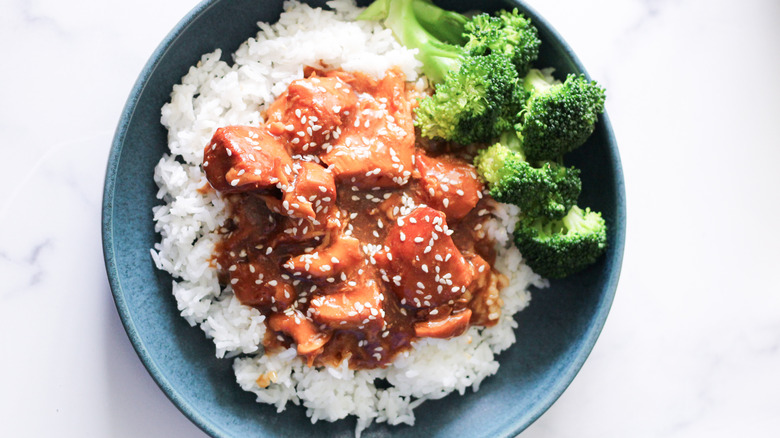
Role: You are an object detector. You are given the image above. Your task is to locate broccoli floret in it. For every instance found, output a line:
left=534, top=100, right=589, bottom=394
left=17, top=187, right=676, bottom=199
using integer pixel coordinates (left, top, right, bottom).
left=360, top=0, right=539, bottom=144
left=358, top=0, right=468, bottom=84
left=475, top=132, right=581, bottom=219
left=514, top=205, right=607, bottom=278
left=473, top=136, right=523, bottom=182
left=464, top=9, right=540, bottom=76
left=518, top=69, right=606, bottom=162
left=415, top=54, right=526, bottom=144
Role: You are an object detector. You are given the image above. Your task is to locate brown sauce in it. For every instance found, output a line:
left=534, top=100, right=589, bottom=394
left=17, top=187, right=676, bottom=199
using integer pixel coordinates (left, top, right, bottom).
left=203, top=68, right=506, bottom=369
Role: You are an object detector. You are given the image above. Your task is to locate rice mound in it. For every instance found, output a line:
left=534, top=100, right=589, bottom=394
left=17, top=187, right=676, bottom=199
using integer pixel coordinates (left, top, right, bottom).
left=151, top=0, right=547, bottom=434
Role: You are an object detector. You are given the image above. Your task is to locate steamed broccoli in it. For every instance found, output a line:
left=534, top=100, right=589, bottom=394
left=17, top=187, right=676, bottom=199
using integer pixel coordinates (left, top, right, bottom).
left=464, top=9, right=540, bottom=76
left=517, top=69, right=606, bottom=162
left=360, top=1, right=608, bottom=278
left=415, top=54, right=526, bottom=144
left=358, top=0, right=539, bottom=144
left=474, top=132, right=581, bottom=219
left=514, top=205, right=607, bottom=279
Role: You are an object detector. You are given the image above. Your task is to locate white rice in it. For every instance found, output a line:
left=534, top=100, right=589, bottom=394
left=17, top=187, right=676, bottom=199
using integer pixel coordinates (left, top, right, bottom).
left=151, top=1, right=547, bottom=434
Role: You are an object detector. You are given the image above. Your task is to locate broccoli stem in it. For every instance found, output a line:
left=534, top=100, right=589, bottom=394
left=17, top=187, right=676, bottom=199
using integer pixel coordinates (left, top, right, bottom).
left=411, top=1, right=468, bottom=45
left=358, top=0, right=467, bottom=84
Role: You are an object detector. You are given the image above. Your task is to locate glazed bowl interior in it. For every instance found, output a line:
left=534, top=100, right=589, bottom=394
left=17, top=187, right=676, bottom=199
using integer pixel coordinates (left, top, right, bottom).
left=102, top=0, right=625, bottom=436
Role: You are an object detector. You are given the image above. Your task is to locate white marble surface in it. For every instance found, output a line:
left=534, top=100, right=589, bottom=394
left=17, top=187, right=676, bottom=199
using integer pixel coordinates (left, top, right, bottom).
left=1, top=0, right=779, bottom=436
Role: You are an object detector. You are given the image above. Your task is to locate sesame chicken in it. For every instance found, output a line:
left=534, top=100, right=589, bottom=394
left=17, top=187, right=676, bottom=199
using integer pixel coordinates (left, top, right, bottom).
left=375, top=206, right=474, bottom=309
left=204, top=69, right=503, bottom=369
left=203, top=125, right=293, bottom=192
left=415, top=153, right=484, bottom=220
left=266, top=74, right=357, bottom=156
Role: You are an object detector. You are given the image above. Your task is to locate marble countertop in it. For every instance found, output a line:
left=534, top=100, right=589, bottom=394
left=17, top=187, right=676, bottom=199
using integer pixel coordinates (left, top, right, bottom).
left=1, top=0, right=779, bottom=436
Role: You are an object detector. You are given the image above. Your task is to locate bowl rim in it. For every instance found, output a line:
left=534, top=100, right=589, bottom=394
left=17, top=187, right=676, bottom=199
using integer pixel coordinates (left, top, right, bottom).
left=102, top=0, right=626, bottom=436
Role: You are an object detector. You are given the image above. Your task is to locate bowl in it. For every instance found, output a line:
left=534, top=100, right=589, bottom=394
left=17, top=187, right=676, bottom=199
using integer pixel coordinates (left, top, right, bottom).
left=102, top=0, right=626, bottom=436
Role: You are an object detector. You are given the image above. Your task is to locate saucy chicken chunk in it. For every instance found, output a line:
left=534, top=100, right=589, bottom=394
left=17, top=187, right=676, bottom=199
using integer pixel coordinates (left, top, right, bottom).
left=203, top=125, right=293, bottom=192
left=375, top=206, right=473, bottom=309
left=308, top=275, right=385, bottom=331
left=280, top=161, right=337, bottom=220
left=320, top=69, right=415, bottom=188
left=415, top=153, right=484, bottom=220
left=266, top=74, right=357, bottom=155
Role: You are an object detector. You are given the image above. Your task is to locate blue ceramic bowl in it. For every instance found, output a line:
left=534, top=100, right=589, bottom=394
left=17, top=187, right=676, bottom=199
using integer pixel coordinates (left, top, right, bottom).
left=102, top=0, right=625, bottom=436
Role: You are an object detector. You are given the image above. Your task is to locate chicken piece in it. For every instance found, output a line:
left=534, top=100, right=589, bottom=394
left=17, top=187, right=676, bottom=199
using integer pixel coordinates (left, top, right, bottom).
left=257, top=161, right=340, bottom=246
left=266, top=74, right=357, bottom=155
left=320, top=69, right=415, bottom=189
left=203, top=125, right=293, bottom=193
left=414, top=308, right=472, bottom=339
left=415, top=153, right=483, bottom=220
left=283, top=233, right=364, bottom=282
left=376, top=206, right=474, bottom=309
left=308, top=275, right=385, bottom=330
left=280, top=161, right=337, bottom=220
left=227, top=258, right=296, bottom=311
left=268, top=310, right=331, bottom=356
left=329, top=68, right=411, bottom=115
